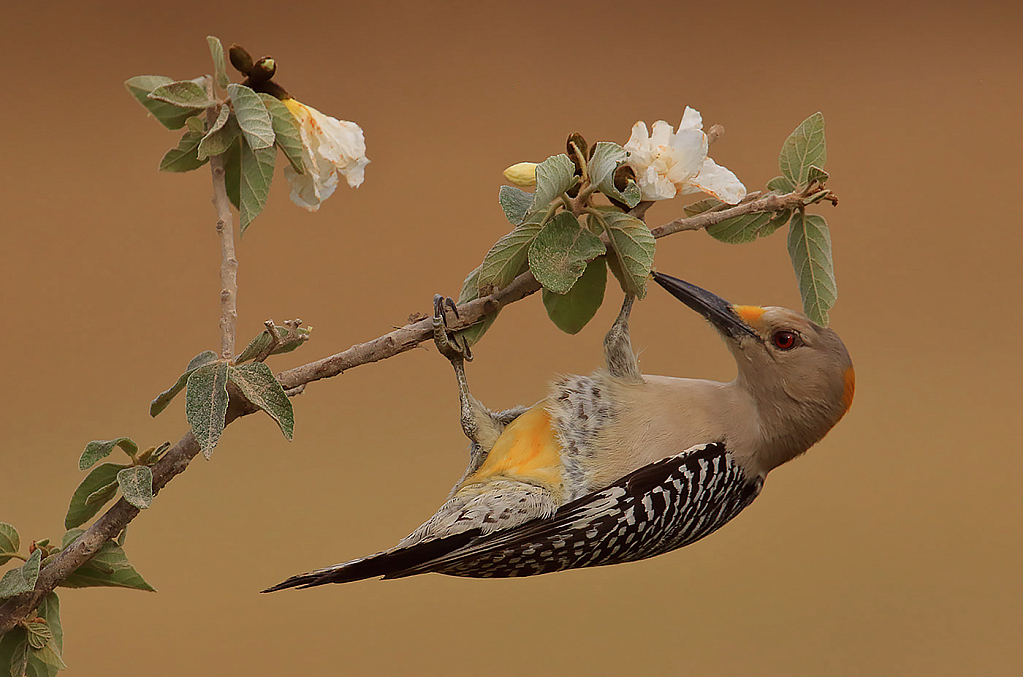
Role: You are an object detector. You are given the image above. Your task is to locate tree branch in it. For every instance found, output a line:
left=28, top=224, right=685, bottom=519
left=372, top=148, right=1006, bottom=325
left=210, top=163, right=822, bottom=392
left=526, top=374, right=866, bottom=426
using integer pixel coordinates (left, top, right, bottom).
left=0, top=187, right=813, bottom=632
left=208, top=99, right=239, bottom=359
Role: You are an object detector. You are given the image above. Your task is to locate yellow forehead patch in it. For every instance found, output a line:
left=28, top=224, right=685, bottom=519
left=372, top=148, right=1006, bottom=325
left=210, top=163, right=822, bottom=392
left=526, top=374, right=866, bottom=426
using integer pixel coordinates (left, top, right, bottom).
left=842, top=366, right=856, bottom=412
left=732, top=305, right=765, bottom=324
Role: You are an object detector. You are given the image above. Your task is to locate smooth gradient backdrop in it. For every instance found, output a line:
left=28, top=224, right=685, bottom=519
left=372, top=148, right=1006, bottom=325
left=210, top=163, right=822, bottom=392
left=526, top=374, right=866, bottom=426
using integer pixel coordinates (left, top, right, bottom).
left=3, top=1, right=1020, bottom=674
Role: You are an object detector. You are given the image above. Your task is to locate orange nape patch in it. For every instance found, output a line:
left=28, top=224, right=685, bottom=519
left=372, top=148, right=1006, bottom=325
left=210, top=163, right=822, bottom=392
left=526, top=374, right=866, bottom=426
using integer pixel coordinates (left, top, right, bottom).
left=842, top=366, right=856, bottom=412
left=463, top=403, right=564, bottom=495
left=732, top=305, right=765, bottom=324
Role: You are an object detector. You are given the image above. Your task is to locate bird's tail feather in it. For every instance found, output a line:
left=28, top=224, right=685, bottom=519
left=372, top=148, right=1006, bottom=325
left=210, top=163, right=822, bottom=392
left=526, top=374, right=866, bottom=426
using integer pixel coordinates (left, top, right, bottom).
left=261, top=530, right=479, bottom=592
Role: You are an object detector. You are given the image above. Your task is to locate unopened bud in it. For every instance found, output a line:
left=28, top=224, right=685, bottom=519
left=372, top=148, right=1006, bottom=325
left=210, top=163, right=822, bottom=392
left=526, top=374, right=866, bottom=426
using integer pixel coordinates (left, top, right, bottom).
left=228, top=44, right=254, bottom=75
left=503, top=162, right=538, bottom=187
left=248, top=57, right=277, bottom=84
left=566, top=132, right=589, bottom=172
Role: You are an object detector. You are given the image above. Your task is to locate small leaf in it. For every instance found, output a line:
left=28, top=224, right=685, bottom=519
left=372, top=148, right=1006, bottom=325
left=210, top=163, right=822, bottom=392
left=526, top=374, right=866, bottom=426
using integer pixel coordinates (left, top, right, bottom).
left=0, top=550, right=40, bottom=599
left=234, top=325, right=312, bottom=363
left=228, top=84, right=275, bottom=150
left=159, top=130, right=208, bottom=172
left=65, top=463, right=128, bottom=529
left=807, top=164, right=829, bottom=186
left=228, top=363, right=294, bottom=440
left=79, top=437, right=138, bottom=470
left=766, top=175, right=795, bottom=193
left=530, top=154, right=577, bottom=212
left=499, top=185, right=533, bottom=226
left=542, top=257, right=607, bottom=334
left=124, top=75, right=200, bottom=130
left=185, top=115, right=206, bottom=134
left=197, top=106, right=239, bottom=160
left=787, top=212, right=836, bottom=326
left=185, top=361, right=230, bottom=458
left=760, top=209, right=792, bottom=238
left=148, top=79, right=215, bottom=109
left=528, top=212, right=606, bottom=294
left=59, top=533, right=155, bottom=592
left=590, top=209, right=656, bottom=298
left=478, top=217, right=545, bottom=293
left=223, top=138, right=242, bottom=210
left=454, top=265, right=498, bottom=348
left=258, top=93, right=306, bottom=174
left=779, top=112, right=827, bottom=188
left=0, top=523, right=20, bottom=566
left=588, top=142, right=641, bottom=208
left=116, top=466, right=154, bottom=510
left=706, top=212, right=775, bottom=244
left=32, top=593, right=65, bottom=672
left=84, top=483, right=117, bottom=508
left=150, top=350, right=218, bottom=417
left=238, top=142, right=276, bottom=233
left=24, top=623, right=51, bottom=651
left=207, top=36, right=229, bottom=88
left=683, top=197, right=723, bottom=217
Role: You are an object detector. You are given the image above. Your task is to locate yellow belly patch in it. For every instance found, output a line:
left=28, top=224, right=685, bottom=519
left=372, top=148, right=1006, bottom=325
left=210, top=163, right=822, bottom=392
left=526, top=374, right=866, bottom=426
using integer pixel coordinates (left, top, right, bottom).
left=463, top=403, right=564, bottom=496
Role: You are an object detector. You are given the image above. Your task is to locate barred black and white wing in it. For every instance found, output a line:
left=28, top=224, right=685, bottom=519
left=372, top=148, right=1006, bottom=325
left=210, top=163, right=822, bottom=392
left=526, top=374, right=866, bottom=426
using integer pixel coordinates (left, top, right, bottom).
left=394, top=442, right=761, bottom=579
left=264, top=442, right=761, bottom=590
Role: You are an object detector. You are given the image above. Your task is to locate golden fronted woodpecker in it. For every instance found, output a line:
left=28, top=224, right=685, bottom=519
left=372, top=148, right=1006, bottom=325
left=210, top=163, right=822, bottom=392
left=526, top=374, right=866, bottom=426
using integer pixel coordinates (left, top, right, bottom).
left=265, top=272, right=854, bottom=590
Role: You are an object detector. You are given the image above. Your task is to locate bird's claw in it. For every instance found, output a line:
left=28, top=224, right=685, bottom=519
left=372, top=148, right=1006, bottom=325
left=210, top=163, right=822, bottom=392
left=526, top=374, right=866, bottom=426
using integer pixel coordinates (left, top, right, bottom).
left=433, top=295, right=473, bottom=363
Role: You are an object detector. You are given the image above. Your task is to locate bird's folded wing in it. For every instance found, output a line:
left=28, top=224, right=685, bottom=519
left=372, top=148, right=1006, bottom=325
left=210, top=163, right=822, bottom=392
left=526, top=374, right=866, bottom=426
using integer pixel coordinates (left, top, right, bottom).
left=387, top=442, right=763, bottom=579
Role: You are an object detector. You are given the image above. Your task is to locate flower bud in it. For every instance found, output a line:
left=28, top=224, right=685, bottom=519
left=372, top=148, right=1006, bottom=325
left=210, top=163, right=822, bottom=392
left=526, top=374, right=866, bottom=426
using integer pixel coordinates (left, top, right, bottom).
left=503, top=162, right=538, bottom=187
left=228, top=44, right=254, bottom=75
left=248, top=57, right=277, bottom=84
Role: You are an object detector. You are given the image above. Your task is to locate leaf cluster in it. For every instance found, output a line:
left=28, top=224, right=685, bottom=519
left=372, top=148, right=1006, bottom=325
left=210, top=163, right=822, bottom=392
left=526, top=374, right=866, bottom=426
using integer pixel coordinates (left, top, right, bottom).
left=124, top=36, right=307, bottom=233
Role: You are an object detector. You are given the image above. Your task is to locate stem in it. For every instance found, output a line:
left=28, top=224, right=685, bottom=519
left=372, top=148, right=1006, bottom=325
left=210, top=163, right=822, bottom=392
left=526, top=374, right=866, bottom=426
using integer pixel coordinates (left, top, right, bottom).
left=207, top=86, right=239, bottom=360
left=0, top=186, right=823, bottom=632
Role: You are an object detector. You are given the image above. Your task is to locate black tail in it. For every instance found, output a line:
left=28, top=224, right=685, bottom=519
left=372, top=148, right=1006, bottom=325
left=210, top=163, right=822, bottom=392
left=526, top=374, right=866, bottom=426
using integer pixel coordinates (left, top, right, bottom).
left=261, top=530, right=479, bottom=592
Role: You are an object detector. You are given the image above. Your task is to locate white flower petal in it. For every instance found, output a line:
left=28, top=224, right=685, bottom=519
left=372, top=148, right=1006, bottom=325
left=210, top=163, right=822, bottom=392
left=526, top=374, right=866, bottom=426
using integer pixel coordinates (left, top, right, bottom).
left=281, top=98, right=368, bottom=208
left=649, top=120, right=674, bottom=147
left=666, top=127, right=707, bottom=182
left=625, top=121, right=650, bottom=150
left=679, top=106, right=703, bottom=131
left=689, top=157, right=747, bottom=204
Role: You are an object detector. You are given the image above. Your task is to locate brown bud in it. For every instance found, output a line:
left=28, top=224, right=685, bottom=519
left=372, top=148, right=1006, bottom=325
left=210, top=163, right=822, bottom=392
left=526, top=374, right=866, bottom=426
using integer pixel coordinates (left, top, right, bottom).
left=228, top=44, right=254, bottom=75
left=566, top=132, right=588, bottom=175
left=613, top=164, right=636, bottom=192
left=246, top=80, right=291, bottom=100
left=248, top=57, right=277, bottom=84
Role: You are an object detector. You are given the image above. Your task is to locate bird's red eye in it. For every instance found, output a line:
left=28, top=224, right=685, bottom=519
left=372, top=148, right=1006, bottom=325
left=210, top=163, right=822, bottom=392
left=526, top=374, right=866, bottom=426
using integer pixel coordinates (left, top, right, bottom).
left=772, top=331, right=798, bottom=350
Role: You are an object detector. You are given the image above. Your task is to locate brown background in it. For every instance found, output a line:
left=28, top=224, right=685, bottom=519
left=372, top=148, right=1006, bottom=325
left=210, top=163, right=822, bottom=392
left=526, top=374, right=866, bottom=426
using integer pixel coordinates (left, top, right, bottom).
left=3, top=0, right=1021, bottom=674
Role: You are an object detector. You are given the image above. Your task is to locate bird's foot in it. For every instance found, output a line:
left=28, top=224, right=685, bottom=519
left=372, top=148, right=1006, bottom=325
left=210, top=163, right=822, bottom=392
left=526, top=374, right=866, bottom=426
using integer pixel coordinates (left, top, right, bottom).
left=433, top=295, right=473, bottom=365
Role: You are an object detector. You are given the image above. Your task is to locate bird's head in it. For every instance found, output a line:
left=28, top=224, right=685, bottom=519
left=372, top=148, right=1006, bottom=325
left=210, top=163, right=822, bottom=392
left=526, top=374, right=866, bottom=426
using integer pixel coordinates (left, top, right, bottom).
left=652, top=271, right=854, bottom=471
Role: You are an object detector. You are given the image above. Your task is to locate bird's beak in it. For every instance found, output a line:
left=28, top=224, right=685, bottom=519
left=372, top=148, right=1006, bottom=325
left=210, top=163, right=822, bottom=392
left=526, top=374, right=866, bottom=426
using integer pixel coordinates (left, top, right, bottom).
left=651, top=272, right=759, bottom=340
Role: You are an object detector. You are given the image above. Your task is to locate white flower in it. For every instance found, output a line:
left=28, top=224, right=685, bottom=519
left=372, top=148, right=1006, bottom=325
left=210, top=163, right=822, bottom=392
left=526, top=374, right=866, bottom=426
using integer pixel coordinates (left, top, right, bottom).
left=282, top=99, right=369, bottom=211
left=624, top=107, right=746, bottom=204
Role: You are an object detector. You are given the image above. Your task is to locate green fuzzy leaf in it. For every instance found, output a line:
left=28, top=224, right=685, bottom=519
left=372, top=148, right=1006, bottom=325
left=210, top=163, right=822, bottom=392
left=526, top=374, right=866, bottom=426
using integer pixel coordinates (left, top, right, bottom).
left=234, top=325, right=312, bottom=364
left=760, top=209, right=792, bottom=238
left=0, top=523, right=20, bottom=566
left=185, top=115, right=206, bottom=134
left=499, top=185, right=533, bottom=226
left=588, top=142, right=641, bottom=208
left=159, top=130, right=208, bottom=173
left=148, top=79, right=214, bottom=109
left=197, top=106, right=240, bottom=160
left=59, top=531, right=155, bottom=592
left=528, top=212, right=606, bottom=294
left=807, top=164, right=829, bottom=186
left=478, top=217, right=545, bottom=294
left=258, top=93, right=306, bottom=174
left=78, top=437, right=137, bottom=471
left=223, top=139, right=241, bottom=210
left=228, top=84, right=275, bottom=150
left=150, top=350, right=218, bottom=417
left=530, top=154, right=577, bottom=212
left=0, top=593, right=64, bottom=677
left=124, top=75, right=201, bottom=130
left=0, top=550, right=40, bottom=599
left=238, top=142, right=276, bottom=233
left=542, top=257, right=607, bottom=334
left=590, top=209, right=656, bottom=298
left=787, top=212, right=836, bottom=326
left=116, top=466, right=154, bottom=510
left=185, top=361, right=230, bottom=459
left=24, top=623, right=51, bottom=651
left=706, top=212, right=775, bottom=244
left=779, top=112, right=827, bottom=188
left=683, top=197, right=723, bottom=217
left=207, top=36, right=229, bottom=88
left=766, top=175, right=795, bottom=193
left=65, top=463, right=127, bottom=529
left=227, top=363, right=294, bottom=440
left=454, top=265, right=498, bottom=348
